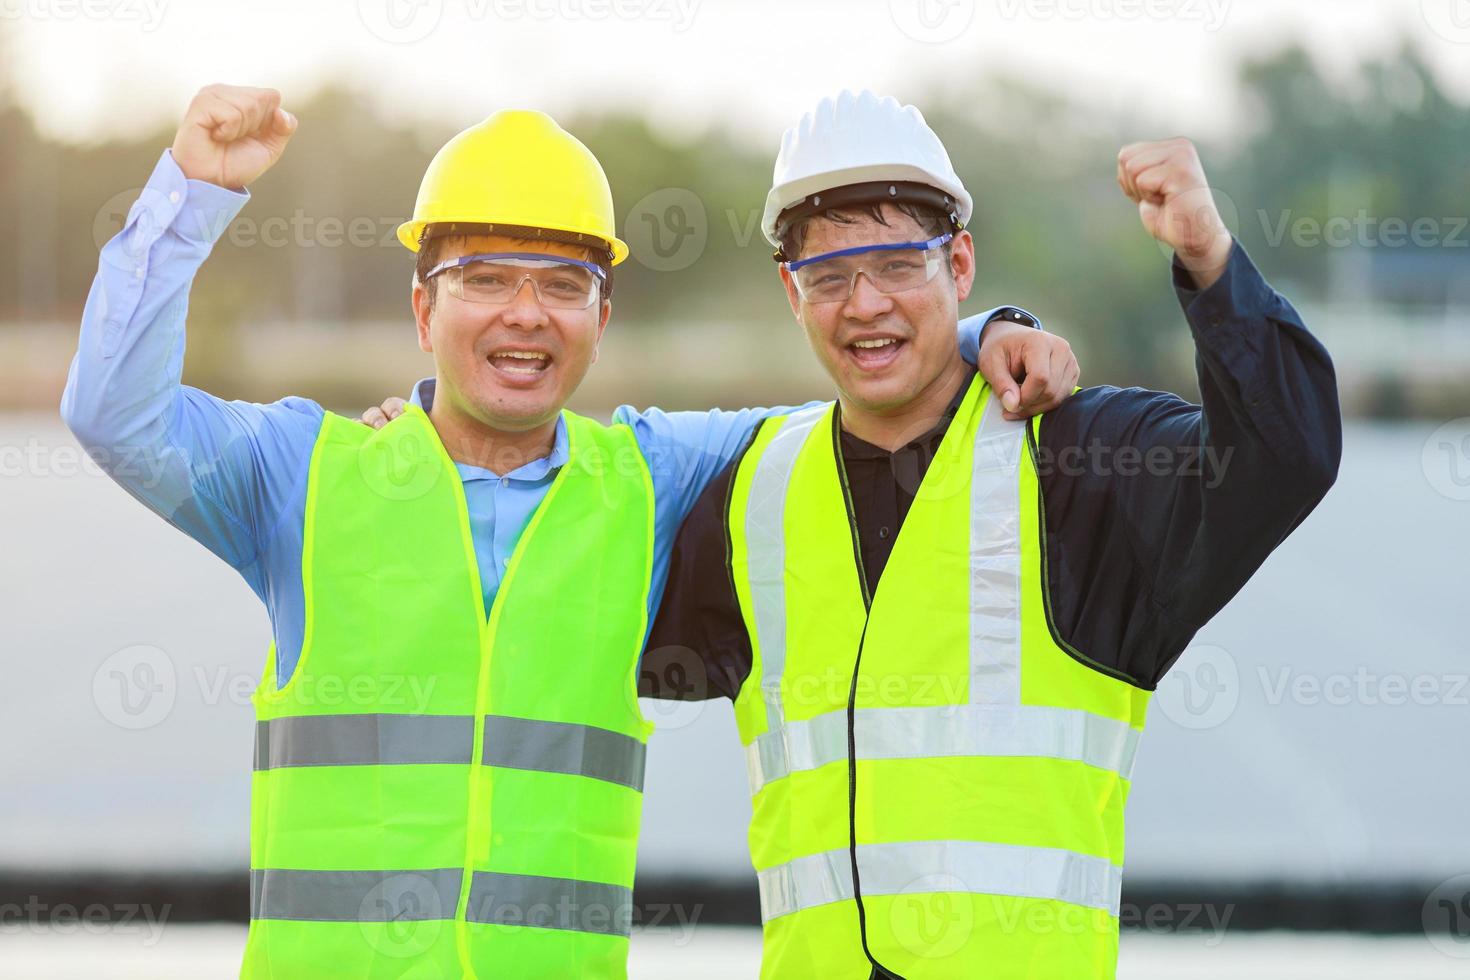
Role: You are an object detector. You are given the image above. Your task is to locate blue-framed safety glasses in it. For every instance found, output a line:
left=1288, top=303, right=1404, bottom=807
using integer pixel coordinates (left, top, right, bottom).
left=784, top=233, right=954, bottom=304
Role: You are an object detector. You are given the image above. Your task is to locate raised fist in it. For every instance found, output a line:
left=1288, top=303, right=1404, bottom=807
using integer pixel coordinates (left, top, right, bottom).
left=1117, top=137, right=1233, bottom=288
left=170, top=84, right=296, bottom=190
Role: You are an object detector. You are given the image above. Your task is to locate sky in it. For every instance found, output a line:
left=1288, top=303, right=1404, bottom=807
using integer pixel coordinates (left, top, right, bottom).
left=4, top=0, right=1470, bottom=148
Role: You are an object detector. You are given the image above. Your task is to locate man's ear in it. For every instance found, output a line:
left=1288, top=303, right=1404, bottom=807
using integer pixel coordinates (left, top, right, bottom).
left=591, top=298, right=612, bottom=364
left=951, top=229, right=976, bottom=304
left=412, top=277, right=433, bottom=353
left=779, top=264, right=802, bottom=322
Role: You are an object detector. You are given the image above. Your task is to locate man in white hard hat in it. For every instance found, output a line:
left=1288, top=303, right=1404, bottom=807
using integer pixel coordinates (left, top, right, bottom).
left=642, top=90, right=1341, bottom=979
left=61, top=84, right=1079, bottom=978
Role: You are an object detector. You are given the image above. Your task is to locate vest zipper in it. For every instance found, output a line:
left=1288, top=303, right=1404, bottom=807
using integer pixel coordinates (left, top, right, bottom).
left=830, top=408, right=907, bottom=980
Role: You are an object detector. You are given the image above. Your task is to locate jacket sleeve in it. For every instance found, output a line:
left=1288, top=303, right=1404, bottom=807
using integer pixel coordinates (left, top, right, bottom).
left=1036, top=239, right=1342, bottom=687
left=639, top=446, right=756, bottom=703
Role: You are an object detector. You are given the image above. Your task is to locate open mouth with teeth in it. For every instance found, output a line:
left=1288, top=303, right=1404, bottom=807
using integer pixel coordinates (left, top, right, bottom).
left=487, top=349, right=553, bottom=379
left=847, top=336, right=907, bottom=370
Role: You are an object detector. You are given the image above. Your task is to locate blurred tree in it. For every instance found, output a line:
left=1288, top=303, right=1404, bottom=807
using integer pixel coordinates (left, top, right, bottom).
left=5, top=39, right=1465, bottom=411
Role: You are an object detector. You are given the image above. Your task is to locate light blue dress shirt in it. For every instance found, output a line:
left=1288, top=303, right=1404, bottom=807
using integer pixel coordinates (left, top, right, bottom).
left=61, top=150, right=1004, bottom=686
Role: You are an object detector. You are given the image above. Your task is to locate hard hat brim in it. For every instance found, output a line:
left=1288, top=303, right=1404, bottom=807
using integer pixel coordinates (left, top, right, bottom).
left=397, top=218, right=629, bottom=266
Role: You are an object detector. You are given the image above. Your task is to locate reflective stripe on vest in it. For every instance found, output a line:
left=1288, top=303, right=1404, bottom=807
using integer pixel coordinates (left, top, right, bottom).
left=250, top=868, right=635, bottom=936
left=727, top=377, right=1150, bottom=979
left=756, top=840, right=1123, bottom=922
left=744, top=403, right=829, bottom=733
left=254, top=713, right=646, bottom=790
left=745, top=703, right=1141, bottom=793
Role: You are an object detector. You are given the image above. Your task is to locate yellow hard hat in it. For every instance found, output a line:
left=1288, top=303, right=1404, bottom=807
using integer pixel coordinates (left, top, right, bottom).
left=397, top=109, right=629, bottom=266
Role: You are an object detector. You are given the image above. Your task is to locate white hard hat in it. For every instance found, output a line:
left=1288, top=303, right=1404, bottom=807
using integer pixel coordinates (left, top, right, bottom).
left=762, top=90, right=973, bottom=257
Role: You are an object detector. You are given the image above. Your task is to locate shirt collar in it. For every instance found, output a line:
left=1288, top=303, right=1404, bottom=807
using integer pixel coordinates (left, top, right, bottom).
left=409, top=376, right=571, bottom=481
left=409, top=376, right=435, bottom=410
left=839, top=365, right=978, bottom=461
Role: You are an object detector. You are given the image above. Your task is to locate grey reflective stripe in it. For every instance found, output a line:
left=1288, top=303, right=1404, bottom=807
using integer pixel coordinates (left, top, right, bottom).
left=482, top=715, right=646, bottom=791
left=757, top=840, right=1122, bottom=921
left=746, top=703, right=1141, bottom=792
left=969, top=391, right=1026, bottom=705
left=253, top=714, right=475, bottom=769
left=467, top=871, right=633, bottom=936
left=250, top=868, right=634, bottom=934
left=743, top=404, right=831, bottom=732
left=251, top=868, right=463, bottom=921
left=756, top=846, right=854, bottom=920
left=252, top=714, right=644, bottom=788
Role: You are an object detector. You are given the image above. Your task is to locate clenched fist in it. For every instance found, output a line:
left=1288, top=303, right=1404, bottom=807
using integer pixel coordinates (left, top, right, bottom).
left=1117, top=137, right=1233, bottom=289
left=171, top=84, right=297, bottom=190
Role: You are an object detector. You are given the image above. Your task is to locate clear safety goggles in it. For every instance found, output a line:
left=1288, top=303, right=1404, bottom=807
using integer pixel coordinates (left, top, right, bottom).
left=785, top=233, right=953, bottom=304
left=425, top=252, right=607, bottom=310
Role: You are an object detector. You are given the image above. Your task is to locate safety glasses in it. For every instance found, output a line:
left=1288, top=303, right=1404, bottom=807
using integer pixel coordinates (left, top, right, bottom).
left=425, top=252, right=607, bottom=310
left=785, top=234, right=953, bottom=304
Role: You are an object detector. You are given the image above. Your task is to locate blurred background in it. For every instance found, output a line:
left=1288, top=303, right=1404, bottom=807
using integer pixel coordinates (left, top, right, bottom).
left=2, top=0, right=1469, bottom=976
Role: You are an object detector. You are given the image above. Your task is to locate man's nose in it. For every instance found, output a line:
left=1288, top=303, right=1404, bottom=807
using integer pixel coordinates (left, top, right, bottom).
left=842, top=271, right=893, bottom=321
left=501, top=277, right=550, bottom=329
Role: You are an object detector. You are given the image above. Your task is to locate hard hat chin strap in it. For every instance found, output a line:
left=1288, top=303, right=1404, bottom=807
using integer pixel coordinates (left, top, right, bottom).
left=771, top=181, right=963, bottom=262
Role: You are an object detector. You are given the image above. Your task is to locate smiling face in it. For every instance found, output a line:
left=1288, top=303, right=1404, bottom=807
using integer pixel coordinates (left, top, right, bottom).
left=412, top=232, right=610, bottom=434
left=779, top=203, right=975, bottom=416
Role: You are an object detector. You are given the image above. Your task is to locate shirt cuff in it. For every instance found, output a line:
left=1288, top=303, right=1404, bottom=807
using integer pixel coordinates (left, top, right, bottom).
left=125, top=149, right=251, bottom=253
left=1170, top=237, right=1281, bottom=330
left=97, top=151, right=252, bottom=335
left=959, top=305, right=1044, bottom=364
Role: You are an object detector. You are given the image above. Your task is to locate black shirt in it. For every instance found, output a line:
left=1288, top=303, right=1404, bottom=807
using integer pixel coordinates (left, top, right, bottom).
left=839, top=369, right=976, bottom=591
left=638, top=240, right=1342, bottom=702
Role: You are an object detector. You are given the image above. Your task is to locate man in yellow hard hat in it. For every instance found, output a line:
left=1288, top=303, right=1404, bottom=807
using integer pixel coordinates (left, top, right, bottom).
left=61, top=83, right=1080, bottom=978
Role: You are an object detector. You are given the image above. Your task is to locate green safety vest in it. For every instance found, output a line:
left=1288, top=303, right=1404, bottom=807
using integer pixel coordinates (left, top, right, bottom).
left=242, top=403, right=655, bottom=979
left=727, top=375, right=1151, bottom=979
